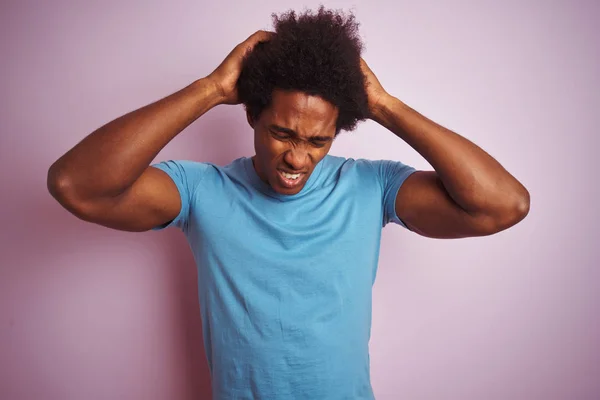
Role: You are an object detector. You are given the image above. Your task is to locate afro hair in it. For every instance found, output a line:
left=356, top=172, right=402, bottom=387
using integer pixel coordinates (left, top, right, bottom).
left=237, top=6, right=370, bottom=135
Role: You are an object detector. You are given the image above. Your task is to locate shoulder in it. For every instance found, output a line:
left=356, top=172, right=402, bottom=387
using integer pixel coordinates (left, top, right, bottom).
left=155, top=157, right=248, bottom=174
left=321, top=155, right=417, bottom=193
left=318, top=155, right=383, bottom=189
left=322, top=154, right=383, bottom=176
left=321, top=154, right=373, bottom=171
left=151, top=157, right=249, bottom=190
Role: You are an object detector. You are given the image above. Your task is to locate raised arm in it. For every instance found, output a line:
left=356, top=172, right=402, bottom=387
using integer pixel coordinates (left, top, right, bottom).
left=47, top=30, right=272, bottom=232
left=361, top=58, right=530, bottom=239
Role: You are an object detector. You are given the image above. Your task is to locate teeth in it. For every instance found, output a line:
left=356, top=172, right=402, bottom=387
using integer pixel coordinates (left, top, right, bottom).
left=281, top=171, right=300, bottom=180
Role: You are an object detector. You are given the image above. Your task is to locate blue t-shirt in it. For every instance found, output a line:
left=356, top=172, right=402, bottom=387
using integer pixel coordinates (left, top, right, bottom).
left=152, top=154, right=416, bottom=399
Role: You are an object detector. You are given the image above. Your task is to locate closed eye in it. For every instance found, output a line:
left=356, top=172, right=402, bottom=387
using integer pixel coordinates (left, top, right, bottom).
left=270, top=130, right=290, bottom=138
left=270, top=127, right=330, bottom=147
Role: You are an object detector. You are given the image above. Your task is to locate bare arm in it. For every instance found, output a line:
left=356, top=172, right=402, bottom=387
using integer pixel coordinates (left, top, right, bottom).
left=360, top=59, right=530, bottom=238
left=47, top=77, right=221, bottom=231
left=48, top=30, right=273, bottom=231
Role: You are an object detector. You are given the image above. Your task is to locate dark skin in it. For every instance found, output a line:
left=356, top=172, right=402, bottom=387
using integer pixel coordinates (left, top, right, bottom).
left=248, top=89, right=338, bottom=196
left=360, top=59, right=530, bottom=238
left=247, top=61, right=530, bottom=238
left=47, top=29, right=530, bottom=237
left=47, top=31, right=273, bottom=232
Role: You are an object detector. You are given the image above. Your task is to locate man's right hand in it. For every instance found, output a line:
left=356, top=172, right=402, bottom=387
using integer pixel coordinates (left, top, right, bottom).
left=48, top=30, right=273, bottom=232
left=207, top=30, right=273, bottom=105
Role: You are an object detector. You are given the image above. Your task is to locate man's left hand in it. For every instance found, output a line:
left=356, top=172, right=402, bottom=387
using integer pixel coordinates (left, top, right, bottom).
left=360, top=58, right=390, bottom=119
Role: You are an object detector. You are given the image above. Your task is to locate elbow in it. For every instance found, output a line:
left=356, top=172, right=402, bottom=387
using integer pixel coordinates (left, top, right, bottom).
left=489, top=189, right=531, bottom=234
left=512, top=187, right=531, bottom=223
left=515, top=189, right=531, bottom=221
left=47, top=164, right=89, bottom=217
left=47, top=163, right=65, bottom=199
left=47, top=165, right=119, bottom=224
left=47, top=163, right=73, bottom=203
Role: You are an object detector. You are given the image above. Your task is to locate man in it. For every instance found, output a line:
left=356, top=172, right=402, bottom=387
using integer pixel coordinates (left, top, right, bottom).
left=47, top=7, right=530, bottom=400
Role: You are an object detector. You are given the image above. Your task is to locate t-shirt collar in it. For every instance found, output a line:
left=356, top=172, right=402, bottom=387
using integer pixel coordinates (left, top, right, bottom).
left=243, top=155, right=325, bottom=201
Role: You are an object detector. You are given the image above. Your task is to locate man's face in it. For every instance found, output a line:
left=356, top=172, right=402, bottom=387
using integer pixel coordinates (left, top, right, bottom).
left=249, top=89, right=339, bottom=195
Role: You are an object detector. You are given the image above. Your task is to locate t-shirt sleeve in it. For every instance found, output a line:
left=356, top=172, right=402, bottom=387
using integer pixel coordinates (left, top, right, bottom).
left=370, top=159, right=418, bottom=229
left=150, top=160, right=209, bottom=231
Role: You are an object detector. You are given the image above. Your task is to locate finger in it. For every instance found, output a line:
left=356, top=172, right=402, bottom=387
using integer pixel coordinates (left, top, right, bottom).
left=246, top=30, right=274, bottom=45
left=237, top=31, right=273, bottom=57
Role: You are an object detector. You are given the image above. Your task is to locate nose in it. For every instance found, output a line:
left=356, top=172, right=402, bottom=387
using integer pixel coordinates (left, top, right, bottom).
left=283, top=146, right=310, bottom=172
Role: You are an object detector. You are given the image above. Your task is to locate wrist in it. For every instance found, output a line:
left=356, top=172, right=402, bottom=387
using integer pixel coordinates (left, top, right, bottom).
left=371, top=93, right=398, bottom=125
left=194, top=77, right=226, bottom=108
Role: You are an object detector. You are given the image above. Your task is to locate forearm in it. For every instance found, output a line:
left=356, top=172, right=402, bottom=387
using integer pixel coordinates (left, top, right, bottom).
left=372, top=95, right=530, bottom=215
left=48, top=77, right=222, bottom=201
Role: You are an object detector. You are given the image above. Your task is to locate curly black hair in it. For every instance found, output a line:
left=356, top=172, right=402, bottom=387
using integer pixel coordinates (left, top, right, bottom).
left=237, top=6, right=369, bottom=135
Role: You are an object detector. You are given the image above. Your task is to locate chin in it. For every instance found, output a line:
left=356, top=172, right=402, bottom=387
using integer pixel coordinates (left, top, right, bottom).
left=270, top=180, right=304, bottom=195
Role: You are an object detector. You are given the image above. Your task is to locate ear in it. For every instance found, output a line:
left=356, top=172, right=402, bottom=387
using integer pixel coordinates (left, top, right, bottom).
left=246, top=110, right=255, bottom=129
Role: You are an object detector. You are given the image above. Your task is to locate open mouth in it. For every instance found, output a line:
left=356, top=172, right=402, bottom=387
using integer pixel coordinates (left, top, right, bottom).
left=277, top=169, right=305, bottom=189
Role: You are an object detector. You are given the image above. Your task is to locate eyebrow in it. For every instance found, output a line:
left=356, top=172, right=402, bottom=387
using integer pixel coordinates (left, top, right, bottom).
left=269, top=124, right=333, bottom=142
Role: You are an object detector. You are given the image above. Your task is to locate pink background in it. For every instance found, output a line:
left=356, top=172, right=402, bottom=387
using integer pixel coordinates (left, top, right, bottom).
left=1, top=1, right=599, bottom=399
